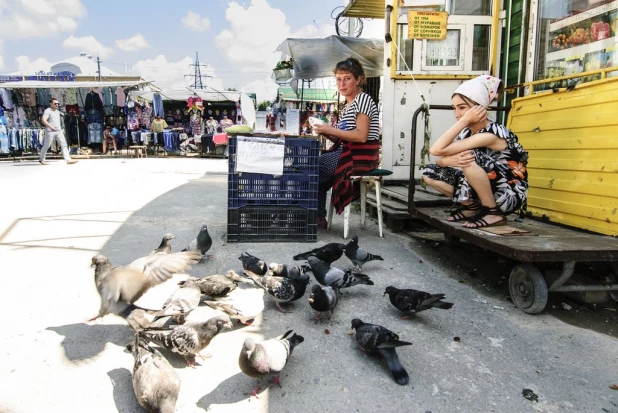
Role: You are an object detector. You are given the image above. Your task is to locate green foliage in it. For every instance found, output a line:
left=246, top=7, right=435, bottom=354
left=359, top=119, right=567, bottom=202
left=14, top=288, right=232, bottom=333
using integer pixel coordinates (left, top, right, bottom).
left=257, top=100, right=271, bottom=111
left=274, top=59, right=293, bottom=70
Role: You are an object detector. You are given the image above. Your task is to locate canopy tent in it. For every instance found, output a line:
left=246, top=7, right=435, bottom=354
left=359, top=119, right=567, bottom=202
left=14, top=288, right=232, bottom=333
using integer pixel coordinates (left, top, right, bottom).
left=0, top=80, right=152, bottom=89
left=131, top=86, right=256, bottom=128
left=276, top=35, right=384, bottom=81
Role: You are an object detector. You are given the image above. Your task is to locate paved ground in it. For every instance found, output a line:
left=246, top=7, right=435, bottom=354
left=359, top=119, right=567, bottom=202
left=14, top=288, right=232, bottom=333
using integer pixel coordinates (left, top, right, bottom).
left=0, top=158, right=617, bottom=413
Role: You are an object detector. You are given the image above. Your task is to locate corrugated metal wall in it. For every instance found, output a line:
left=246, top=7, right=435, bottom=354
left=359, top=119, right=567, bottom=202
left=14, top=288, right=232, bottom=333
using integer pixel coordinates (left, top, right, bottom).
left=507, top=78, right=618, bottom=236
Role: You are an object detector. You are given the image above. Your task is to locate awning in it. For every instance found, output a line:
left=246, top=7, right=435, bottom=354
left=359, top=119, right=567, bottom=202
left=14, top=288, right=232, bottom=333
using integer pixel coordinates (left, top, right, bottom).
left=276, top=35, right=384, bottom=80
left=341, top=0, right=385, bottom=19
left=0, top=80, right=152, bottom=89
left=278, top=87, right=339, bottom=102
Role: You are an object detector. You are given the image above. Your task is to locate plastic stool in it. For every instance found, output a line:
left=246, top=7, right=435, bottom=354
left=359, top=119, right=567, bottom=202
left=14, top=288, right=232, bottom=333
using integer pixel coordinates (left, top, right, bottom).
left=327, top=169, right=392, bottom=239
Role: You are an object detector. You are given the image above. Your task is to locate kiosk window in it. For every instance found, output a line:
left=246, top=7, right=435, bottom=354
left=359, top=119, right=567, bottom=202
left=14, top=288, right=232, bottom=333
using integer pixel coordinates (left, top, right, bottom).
left=396, top=23, right=414, bottom=71
left=472, top=25, right=491, bottom=71
left=450, top=0, right=492, bottom=16
left=425, top=29, right=460, bottom=67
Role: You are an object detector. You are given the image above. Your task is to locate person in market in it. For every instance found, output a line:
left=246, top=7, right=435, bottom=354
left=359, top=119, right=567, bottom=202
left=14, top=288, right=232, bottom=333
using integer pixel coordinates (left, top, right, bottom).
left=39, top=97, right=77, bottom=165
left=151, top=114, right=168, bottom=147
left=421, top=75, right=529, bottom=228
left=313, top=57, right=380, bottom=230
left=102, top=125, right=118, bottom=155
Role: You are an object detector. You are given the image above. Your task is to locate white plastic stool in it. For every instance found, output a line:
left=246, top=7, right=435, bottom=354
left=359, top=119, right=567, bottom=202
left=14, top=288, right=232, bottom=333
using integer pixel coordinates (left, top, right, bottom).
left=327, top=174, right=387, bottom=239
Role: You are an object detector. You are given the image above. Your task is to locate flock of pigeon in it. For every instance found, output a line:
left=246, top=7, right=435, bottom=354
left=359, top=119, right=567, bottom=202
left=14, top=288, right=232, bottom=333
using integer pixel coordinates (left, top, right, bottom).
left=89, top=224, right=454, bottom=412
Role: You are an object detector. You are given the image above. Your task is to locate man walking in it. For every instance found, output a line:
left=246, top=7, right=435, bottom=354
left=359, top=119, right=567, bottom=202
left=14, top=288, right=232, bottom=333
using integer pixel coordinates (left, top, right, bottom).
left=39, top=97, right=77, bottom=165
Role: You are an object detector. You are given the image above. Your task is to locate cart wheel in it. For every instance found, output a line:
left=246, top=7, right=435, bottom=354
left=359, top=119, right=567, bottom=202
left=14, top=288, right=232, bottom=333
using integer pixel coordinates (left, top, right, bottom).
left=509, top=264, right=548, bottom=314
left=443, top=233, right=460, bottom=245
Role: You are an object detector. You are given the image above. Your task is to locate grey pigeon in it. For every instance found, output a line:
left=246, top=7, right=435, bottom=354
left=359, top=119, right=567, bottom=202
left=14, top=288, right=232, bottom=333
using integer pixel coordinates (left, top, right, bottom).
left=125, top=307, right=174, bottom=331
left=153, top=278, right=202, bottom=323
left=141, top=314, right=233, bottom=366
left=384, top=286, right=453, bottom=318
left=350, top=318, right=412, bottom=385
left=344, top=235, right=384, bottom=270
left=89, top=251, right=201, bottom=321
left=244, top=270, right=310, bottom=313
left=182, top=224, right=213, bottom=259
left=239, top=252, right=267, bottom=275
left=308, top=284, right=339, bottom=323
left=292, top=242, right=346, bottom=265
left=189, top=270, right=248, bottom=297
left=150, top=233, right=175, bottom=256
left=238, top=330, right=304, bottom=397
left=204, top=287, right=264, bottom=325
left=269, top=263, right=310, bottom=278
left=306, top=256, right=373, bottom=289
left=129, top=333, right=180, bottom=413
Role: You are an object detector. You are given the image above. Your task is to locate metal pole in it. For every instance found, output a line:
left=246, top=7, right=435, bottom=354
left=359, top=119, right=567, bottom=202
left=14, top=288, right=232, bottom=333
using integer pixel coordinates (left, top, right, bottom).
left=97, top=56, right=101, bottom=81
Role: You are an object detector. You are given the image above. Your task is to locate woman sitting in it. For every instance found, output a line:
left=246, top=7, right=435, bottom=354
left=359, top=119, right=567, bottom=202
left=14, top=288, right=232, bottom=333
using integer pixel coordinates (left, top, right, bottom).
left=102, top=125, right=118, bottom=155
left=422, top=75, right=528, bottom=228
left=313, top=57, right=380, bottom=229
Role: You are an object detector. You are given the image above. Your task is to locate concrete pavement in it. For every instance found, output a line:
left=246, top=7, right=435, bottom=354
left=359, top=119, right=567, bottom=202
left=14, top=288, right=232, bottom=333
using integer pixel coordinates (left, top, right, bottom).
left=0, top=158, right=616, bottom=413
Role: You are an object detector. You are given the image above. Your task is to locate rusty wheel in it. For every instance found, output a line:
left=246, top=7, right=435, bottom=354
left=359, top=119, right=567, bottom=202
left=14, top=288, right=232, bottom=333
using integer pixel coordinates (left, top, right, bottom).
left=509, top=264, right=548, bottom=314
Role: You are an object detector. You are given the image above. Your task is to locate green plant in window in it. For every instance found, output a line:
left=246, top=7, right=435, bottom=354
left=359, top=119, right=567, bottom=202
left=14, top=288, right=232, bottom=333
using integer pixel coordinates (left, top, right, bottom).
left=274, top=59, right=294, bottom=71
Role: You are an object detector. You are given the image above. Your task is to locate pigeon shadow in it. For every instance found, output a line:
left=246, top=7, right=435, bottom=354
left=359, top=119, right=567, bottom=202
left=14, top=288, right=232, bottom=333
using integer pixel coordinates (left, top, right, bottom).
left=107, top=367, right=142, bottom=413
left=47, top=322, right=133, bottom=361
left=196, top=371, right=261, bottom=409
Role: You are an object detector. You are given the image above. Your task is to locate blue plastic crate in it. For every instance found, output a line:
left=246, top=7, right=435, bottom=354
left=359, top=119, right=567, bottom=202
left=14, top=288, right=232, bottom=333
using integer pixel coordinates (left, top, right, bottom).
left=228, top=136, right=319, bottom=175
left=228, top=172, right=318, bottom=209
left=227, top=206, right=317, bottom=243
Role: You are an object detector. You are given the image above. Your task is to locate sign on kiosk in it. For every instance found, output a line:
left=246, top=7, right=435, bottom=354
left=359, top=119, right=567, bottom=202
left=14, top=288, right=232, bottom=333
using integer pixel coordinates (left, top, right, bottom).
left=408, top=11, right=448, bottom=40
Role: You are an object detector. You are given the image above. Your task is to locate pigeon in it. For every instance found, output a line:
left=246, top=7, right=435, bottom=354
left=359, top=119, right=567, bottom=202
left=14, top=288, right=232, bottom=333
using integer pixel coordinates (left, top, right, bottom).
left=350, top=318, right=412, bottom=385
left=239, top=252, right=267, bottom=275
left=238, top=330, right=304, bottom=397
left=188, top=270, right=248, bottom=297
left=306, top=256, right=373, bottom=289
left=344, top=235, right=384, bottom=270
left=141, top=314, right=233, bottom=366
left=153, top=278, right=202, bottom=323
left=89, top=251, right=201, bottom=321
left=307, top=284, right=339, bottom=323
left=244, top=270, right=310, bottom=313
left=150, top=233, right=175, bottom=256
left=129, top=333, right=180, bottom=413
left=292, top=242, right=346, bottom=265
left=204, top=285, right=265, bottom=325
left=125, top=307, right=174, bottom=331
left=182, top=225, right=213, bottom=260
left=269, top=263, right=310, bottom=278
left=384, top=286, right=454, bottom=319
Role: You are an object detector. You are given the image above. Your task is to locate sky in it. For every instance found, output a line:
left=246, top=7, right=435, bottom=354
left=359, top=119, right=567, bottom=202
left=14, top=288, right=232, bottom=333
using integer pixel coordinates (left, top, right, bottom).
left=0, top=0, right=383, bottom=102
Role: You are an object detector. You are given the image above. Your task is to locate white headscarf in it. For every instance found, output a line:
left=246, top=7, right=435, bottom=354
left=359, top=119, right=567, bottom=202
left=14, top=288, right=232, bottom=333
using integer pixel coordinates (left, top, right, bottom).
left=453, top=75, right=503, bottom=108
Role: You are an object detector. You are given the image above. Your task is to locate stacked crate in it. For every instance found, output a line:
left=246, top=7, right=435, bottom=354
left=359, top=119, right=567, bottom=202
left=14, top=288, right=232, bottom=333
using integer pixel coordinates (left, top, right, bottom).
left=227, top=136, right=320, bottom=242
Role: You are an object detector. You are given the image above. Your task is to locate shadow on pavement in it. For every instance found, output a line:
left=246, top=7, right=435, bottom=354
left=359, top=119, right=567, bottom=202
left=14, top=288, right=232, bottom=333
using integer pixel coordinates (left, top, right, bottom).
left=47, top=323, right=133, bottom=361
left=107, top=367, right=142, bottom=412
left=197, top=371, right=262, bottom=410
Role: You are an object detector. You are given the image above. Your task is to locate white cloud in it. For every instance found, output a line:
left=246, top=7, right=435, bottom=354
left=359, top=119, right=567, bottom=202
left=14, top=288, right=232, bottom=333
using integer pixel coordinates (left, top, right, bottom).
left=115, top=33, right=150, bottom=52
left=15, top=55, right=53, bottom=72
left=0, top=39, right=4, bottom=70
left=0, top=0, right=85, bottom=38
left=181, top=11, right=211, bottom=32
left=131, top=55, right=224, bottom=92
left=62, top=35, right=114, bottom=59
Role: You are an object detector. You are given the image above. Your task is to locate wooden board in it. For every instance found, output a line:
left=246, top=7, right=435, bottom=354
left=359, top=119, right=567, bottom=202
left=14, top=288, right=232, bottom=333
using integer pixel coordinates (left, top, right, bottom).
left=479, top=225, right=533, bottom=236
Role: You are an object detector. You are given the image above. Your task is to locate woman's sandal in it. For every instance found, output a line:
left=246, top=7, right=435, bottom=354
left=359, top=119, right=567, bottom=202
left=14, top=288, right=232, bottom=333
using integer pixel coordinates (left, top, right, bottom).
left=447, top=202, right=481, bottom=222
left=463, top=206, right=507, bottom=228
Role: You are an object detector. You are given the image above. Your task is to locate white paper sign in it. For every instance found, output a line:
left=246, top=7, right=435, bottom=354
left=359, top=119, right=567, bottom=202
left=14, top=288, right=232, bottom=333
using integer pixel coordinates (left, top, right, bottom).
left=286, top=108, right=300, bottom=135
left=236, top=136, right=285, bottom=175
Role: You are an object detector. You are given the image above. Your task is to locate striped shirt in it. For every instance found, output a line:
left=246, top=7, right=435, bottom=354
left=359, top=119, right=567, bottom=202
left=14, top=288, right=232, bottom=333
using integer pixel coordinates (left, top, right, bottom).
left=338, top=92, right=380, bottom=141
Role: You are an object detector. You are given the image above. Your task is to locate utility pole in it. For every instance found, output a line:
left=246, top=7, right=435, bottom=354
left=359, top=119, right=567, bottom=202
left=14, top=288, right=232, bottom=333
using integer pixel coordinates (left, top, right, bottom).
left=96, top=56, right=101, bottom=81
left=184, top=52, right=211, bottom=89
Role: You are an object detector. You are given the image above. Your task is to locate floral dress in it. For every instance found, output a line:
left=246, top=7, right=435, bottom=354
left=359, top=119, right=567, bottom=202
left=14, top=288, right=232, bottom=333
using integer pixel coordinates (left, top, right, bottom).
left=422, top=122, right=529, bottom=214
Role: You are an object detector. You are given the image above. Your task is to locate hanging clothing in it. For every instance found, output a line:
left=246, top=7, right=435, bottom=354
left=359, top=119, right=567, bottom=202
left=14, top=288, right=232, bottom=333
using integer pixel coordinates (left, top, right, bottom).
left=0, top=88, right=15, bottom=110
left=152, top=93, right=164, bottom=117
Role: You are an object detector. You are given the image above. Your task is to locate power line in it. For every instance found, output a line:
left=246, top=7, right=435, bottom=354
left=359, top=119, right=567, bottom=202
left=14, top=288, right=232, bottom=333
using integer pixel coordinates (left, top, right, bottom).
left=184, top=52, right=211, bottom=89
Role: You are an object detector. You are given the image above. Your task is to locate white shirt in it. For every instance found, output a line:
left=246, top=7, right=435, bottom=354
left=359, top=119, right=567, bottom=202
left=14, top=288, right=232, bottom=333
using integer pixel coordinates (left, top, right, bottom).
left=42, top=108, right=61, bottom=132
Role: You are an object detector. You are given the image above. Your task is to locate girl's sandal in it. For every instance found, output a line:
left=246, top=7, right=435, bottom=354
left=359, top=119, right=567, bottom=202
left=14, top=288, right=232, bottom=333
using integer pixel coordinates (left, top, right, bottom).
left=447, top=202, right=481, bottom=222
left=463, top=206, right=507, bottom=228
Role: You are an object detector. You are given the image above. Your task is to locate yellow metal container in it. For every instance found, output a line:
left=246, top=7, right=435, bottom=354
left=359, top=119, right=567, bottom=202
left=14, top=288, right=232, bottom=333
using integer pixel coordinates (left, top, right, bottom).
left=507, top=78, right=618, bottom=236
